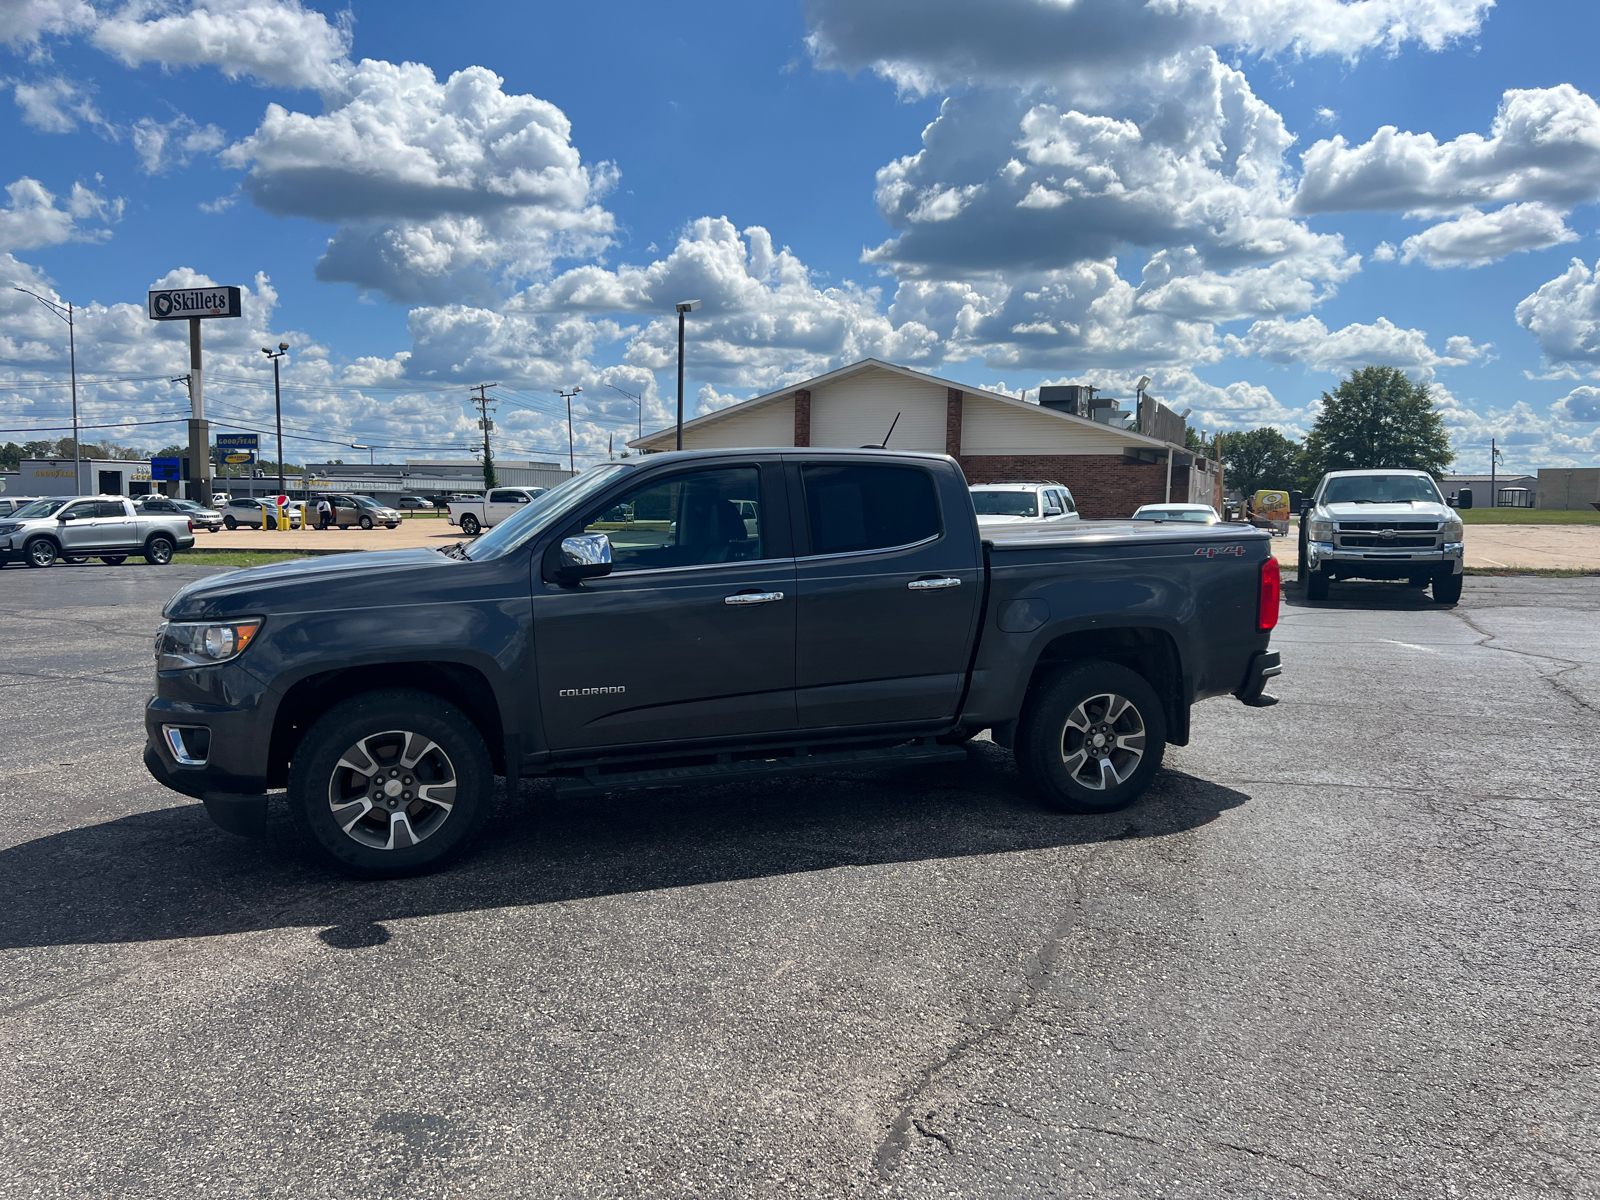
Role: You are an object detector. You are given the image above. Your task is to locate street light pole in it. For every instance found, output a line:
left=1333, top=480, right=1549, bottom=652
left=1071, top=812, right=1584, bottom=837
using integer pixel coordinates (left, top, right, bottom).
left=674, top=300, right=701, bottom=451
left=15, top=289, right=79, bottom=492
left=555, top=386, right=583, bottom=473
left=262, top=342, right=289, bottom=501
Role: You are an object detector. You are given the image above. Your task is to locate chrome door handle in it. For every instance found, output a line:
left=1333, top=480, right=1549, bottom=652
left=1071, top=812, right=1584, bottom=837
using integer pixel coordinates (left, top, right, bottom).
left=908, top=577, right=961, bottom=591
left=725, top=591, right=785, bottom=605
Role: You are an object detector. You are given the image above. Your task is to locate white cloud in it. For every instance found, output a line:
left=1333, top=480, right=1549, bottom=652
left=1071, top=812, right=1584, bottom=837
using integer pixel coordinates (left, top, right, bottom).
left=1552, top=385, right=1600, bottom=424
left=92, top=0, right=353, bottom=91
left=1371, top=240, right=1398, bottom=261
left=0, top=0, right=96, bottom=48
left=1296, top=85, right=1600, bottom=216
left=1399, top=202, right=1579, bottom=267
left=222, top=58, right=617, bottom=303
left=131, top=113, right=225, bottom=174
left=10, top=75, right=103, bottom=132
left=1226, top=314, right=1488, bottom=377
left=1515, top=257, right=1600, bottom=366
left=0, top=177, right=121, bottom=252
left=803, top=0, right=1492, bottom=98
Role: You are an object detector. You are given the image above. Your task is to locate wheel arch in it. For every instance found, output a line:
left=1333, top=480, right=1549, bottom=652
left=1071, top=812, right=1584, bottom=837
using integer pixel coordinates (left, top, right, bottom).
left=1021, top=625, right=1188, bottom=747
left=268, top=661, right=507, bottom=788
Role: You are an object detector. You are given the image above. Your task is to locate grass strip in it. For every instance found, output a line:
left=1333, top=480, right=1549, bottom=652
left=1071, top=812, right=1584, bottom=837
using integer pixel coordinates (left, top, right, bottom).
left=1464, top=567, right=1600, bottom=577
left=1459, top=508, right=1600, bottom=525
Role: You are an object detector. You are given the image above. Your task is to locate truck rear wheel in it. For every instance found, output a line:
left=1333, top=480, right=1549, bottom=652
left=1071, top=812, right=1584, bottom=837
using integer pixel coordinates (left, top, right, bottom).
left=459, top=513, right=480, bottom=536
left=1015, top=660, right=1166, bottom=814
left=287, top=689, right=493, bottom=878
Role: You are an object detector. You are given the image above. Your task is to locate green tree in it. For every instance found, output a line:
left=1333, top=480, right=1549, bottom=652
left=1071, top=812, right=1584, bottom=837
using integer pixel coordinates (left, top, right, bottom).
left=482, top=446, right=498, bottom=489
left=0, top=441, right=21, bottom=471
left=1220, top=426, right=1304, bottom=498
left=1303, top=365, right=1453, bottom=480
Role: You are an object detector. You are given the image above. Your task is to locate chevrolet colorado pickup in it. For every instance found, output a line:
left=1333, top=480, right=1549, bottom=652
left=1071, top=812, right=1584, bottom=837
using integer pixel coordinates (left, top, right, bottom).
left=144, top=449, right=1283, bottom=876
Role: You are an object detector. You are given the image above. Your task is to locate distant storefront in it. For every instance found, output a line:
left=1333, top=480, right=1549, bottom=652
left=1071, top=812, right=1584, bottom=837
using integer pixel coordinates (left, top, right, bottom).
left=18, top=459, right=155, bottom=497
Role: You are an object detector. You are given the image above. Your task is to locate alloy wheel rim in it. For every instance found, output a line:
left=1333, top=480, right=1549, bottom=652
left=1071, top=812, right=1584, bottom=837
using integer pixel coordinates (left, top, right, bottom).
left=28, top=542, right=53, bottom=566
left=327, top=729, right=458, bottom=851
left=1060, top=692, right=1145, bottom=790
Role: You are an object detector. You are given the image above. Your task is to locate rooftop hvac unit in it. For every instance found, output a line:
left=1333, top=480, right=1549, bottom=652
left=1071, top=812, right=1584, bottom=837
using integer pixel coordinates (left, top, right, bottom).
left=1038, top=384, right=1098, bottom=416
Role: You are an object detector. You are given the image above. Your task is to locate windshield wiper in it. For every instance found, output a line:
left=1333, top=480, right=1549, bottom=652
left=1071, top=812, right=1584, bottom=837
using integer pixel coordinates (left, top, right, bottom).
left=437, top=541, right=469, bottom=561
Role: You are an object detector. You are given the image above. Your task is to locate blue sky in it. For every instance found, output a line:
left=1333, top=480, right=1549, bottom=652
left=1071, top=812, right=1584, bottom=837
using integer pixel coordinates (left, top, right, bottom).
left=3, top=0, right=1600, bottom=474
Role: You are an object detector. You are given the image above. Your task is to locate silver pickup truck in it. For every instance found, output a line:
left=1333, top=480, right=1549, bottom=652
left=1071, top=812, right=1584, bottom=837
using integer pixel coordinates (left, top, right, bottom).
left=0, top=495, right=196, bottom=568
left=1298, top=468, right=1464, bottom=604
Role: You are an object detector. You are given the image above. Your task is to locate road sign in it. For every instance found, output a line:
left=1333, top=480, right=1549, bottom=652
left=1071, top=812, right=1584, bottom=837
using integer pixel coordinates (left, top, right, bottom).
left=148, top=286, right=242, bottom=320
left=215, top=432, right=259, bottom=449
left=222, top=451, right=255, bottom=465
left=151, top=457, right=180, bottom=481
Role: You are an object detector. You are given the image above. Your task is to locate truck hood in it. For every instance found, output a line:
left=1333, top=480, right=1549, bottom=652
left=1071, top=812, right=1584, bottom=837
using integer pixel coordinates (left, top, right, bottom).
left=163, top=547, right=466, bottom=621
left=1320, top=501, right=1452, bottom=521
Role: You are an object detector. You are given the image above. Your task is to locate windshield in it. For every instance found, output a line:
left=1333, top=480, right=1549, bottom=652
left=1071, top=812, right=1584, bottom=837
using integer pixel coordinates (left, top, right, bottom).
left=971, top=491, right=1039, bottom=517
left=11, top=499, right=67, bottom=519
left=354, top=496, right=385, bottom=508
left=1321, top=474, right=1442, bottom=505
left=1135, top=507, right=1215, bottom=523
left=462, top=464, right=632, bottom=561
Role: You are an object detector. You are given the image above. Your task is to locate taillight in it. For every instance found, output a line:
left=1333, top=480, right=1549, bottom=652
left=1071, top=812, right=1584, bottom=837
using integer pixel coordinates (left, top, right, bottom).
left=187, top=519, right=194, bottom=532
left=1258, top=557, right=1280, bottom=631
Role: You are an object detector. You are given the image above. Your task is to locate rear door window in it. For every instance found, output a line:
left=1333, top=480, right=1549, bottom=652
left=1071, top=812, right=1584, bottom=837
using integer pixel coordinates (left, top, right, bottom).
left=96, top=500, right=130, bottom=518
left=800, top=464, right=940, bottom=555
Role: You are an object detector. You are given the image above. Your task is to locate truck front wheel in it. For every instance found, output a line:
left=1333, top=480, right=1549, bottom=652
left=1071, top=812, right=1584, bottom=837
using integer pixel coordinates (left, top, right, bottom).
left=1015, top=660, right=1167, bottom=814
left=1306, top=566, right=1330, bottom=602
left=459, top=513, right=480, bottom=536
left=1432, top=571, right=1463, bottom=605
left=287, top=689, right=494, bottom=878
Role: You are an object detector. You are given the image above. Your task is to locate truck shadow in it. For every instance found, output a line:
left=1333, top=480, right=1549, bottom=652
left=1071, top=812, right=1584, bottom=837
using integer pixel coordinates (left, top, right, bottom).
left=0, top=744, right=1246, bottom=951
left=1282, top=579, right=1453, bottom=611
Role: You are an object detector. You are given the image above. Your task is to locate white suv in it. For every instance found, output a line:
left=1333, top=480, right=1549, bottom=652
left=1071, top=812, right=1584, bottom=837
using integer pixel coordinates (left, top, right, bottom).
left=970, top=481, right=1080, bottom=528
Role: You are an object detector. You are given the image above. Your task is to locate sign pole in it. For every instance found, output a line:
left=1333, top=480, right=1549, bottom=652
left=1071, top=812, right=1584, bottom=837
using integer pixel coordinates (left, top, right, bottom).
left=186, top=316, right=211, bottom=507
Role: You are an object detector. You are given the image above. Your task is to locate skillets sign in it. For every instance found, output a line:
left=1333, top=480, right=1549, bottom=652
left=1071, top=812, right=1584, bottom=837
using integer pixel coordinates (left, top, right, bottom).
left=148, top=286, right=242, bottom=320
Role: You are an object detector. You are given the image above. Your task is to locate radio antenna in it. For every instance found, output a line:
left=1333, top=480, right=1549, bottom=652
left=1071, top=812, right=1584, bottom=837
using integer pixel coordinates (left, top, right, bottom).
left=880, top=411, right=900, bottom=448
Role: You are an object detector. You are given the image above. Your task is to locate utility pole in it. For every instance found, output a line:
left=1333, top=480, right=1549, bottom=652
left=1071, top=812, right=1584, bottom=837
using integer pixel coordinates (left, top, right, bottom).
left=1490, top=437, right=1500, bottom=508
left=471, top=382, right=499, bottom=489
left=14, top=289, right=78, bottom=492
left=555, top=386, right=583, bottom=474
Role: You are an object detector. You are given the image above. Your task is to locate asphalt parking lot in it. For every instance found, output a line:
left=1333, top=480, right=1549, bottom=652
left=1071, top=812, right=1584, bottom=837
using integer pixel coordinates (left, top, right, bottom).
left=2, top=564, right=1597, bottom=1199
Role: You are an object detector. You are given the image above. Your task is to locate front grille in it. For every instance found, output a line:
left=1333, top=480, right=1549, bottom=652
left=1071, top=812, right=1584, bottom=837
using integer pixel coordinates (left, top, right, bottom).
left=1336, top=521, right=1440, bottom=532
left=1338, top=535, right=1438, bottom=548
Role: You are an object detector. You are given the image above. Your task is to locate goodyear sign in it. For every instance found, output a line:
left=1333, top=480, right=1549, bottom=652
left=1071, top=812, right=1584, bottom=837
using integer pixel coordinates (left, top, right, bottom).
left=216, top=433, right=258, bottom=449
left=148, top=286, right=242, bottom=321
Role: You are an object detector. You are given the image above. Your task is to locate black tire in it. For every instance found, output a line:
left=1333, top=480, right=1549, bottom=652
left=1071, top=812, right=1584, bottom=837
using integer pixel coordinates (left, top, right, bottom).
left=100, top=555, right=127, bottom=566
left=459, top=513, right=480, bottom=536
left=23, top=537, right=57, bottom=568
left=359, top=515, right=374, bottom=530
left=1014, top=660, right=1166, bottom=814
left=1297, top=525, right=1308, bottom=586
left=1306, top=566, right=1330, bottom=602
left=144, top=535, right=175, bottom=565
left=223, top=515, right=237, bottom=530
left=1432, top=571, right=1463, bottom=605
left=287, top=689, right=493, bottom=878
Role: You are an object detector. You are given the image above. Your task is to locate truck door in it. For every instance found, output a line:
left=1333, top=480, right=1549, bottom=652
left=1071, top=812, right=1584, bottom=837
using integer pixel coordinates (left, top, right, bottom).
left=790, top=460, right=982, bottom=728
left=97, top=498, right=138, bottom=548
left=534, top=462, right=796, bottom=750
left=54, top=499, right=103, bottom=553
left=488, top=489, right=529, bottom=526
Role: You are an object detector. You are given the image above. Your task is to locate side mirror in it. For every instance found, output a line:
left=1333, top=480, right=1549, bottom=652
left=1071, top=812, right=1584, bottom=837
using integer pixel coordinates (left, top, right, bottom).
left=57, top=512, right=71, bottom=522
left=556, top=532, right=613, bottom=584
left=1044, top=506, right=1063, bottom=517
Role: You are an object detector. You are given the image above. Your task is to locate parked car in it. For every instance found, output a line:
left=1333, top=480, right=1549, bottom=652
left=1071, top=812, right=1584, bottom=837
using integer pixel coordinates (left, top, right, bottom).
left=210, top=492, right=232, bottom=505
left=222, top=497, right=303, bottom=530
left=970, top=481, right=1080, bottom=528
left=1131, top=503, right=1221, bottom=525
left=447, top=487, right=547, bottom=535
left=396, top=495, right=432, bottom=511
left=0, top=495, right=195, bottom=567
left=0, top=496, right=46, bottom=517
left=138, top=494, right=223, bottom=532
left=1298, top=469, right=1464, bottom=605
left=143, top=449, right=1282, bottom=876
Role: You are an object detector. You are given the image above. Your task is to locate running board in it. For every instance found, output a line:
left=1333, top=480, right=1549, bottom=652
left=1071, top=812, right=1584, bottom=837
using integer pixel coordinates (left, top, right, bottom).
left=551, top=738, right=968, bottom=799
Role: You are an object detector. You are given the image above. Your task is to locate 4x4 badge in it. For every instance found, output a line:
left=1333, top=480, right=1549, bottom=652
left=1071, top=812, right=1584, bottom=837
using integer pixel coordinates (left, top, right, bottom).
left=1194, top=545, right=1245, bottom=558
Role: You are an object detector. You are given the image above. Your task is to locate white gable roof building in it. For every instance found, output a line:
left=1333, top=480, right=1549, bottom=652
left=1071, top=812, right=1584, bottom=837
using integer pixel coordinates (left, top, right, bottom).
left=629, top=359, right=1221, bottom=519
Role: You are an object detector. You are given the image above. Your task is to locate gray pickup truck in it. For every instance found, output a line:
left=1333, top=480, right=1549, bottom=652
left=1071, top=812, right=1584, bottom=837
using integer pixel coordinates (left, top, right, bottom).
left=0, top=495, right=196, bottom=567
left=144, top=449, right=1283, bottom=876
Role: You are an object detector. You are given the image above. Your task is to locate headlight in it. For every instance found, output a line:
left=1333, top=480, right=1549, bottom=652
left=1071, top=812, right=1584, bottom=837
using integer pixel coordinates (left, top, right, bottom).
left=1441, top=516, right=1464, bottom=542
left=0, top=522, right=18, bottom=536
left=1308, top=517, right=1334, bottom=541
left=155, top=619, right=262, bottom=670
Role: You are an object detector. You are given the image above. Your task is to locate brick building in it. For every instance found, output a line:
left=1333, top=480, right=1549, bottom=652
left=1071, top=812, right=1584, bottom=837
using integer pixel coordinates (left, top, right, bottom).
left=629, top=359, right=1220, bottom=519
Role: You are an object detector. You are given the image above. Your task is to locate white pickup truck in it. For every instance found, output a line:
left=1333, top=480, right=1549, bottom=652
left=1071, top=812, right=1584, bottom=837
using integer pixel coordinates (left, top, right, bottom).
left=446, top=487, right=547, bottom=536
